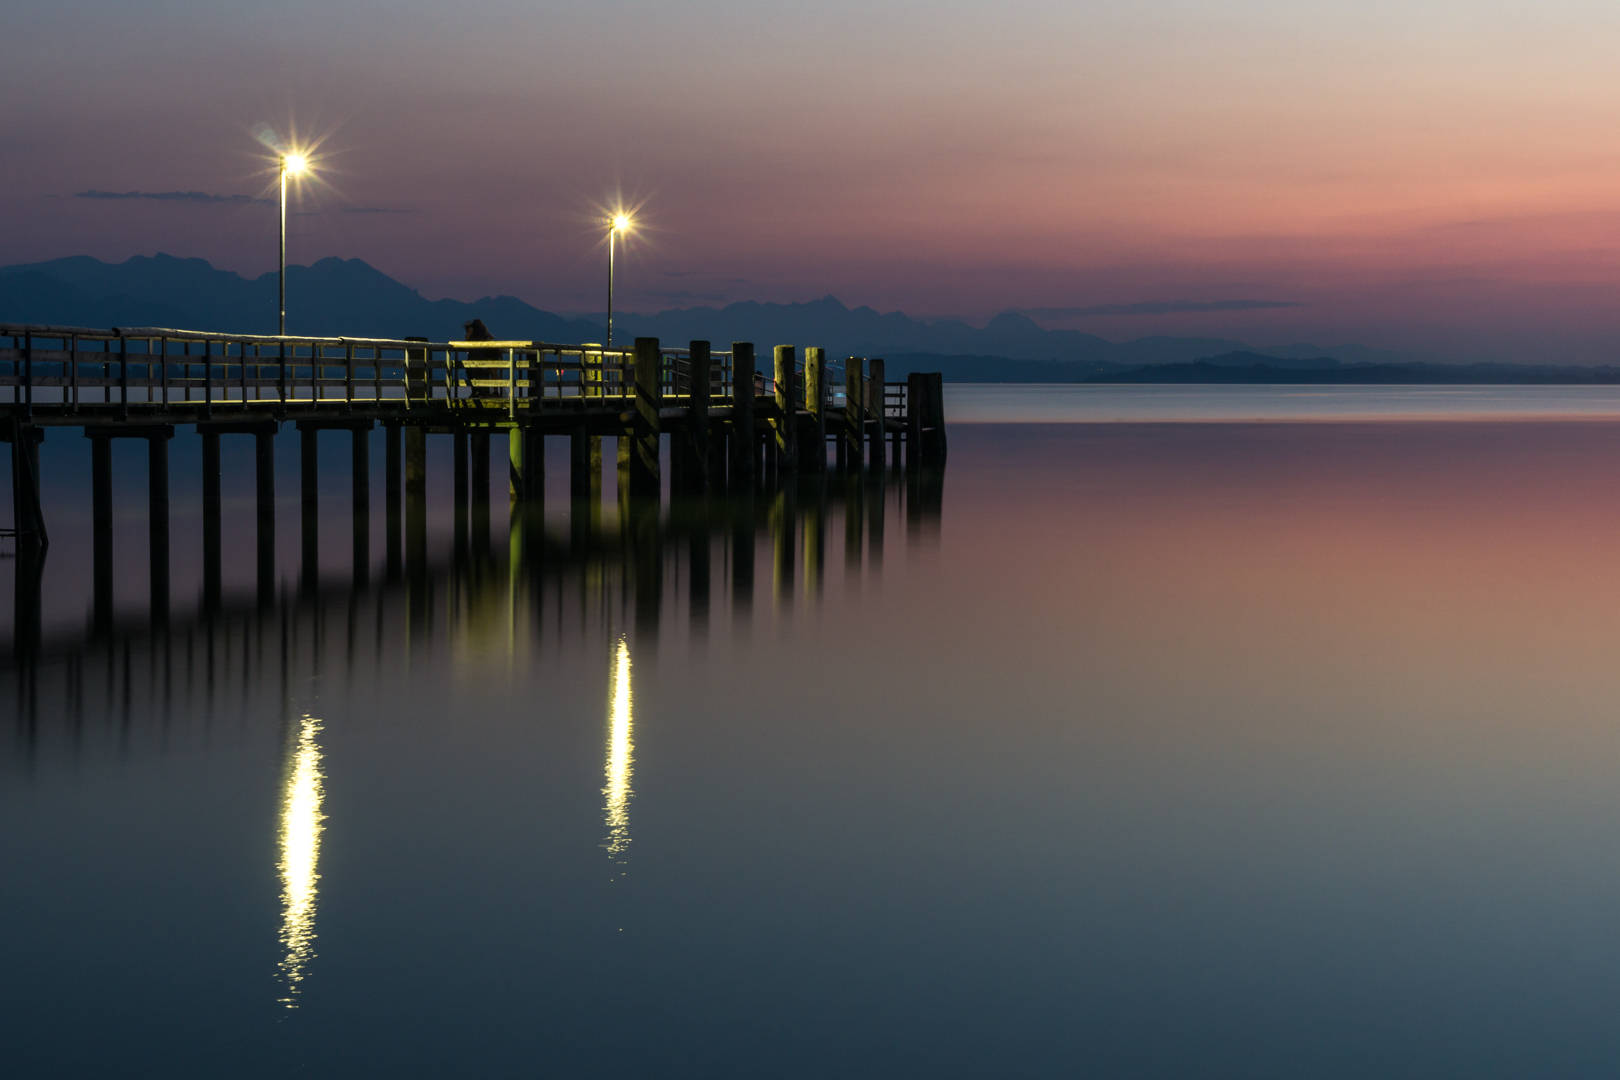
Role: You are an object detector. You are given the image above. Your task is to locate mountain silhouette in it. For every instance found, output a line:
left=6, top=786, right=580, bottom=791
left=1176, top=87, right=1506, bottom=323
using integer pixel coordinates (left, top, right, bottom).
left=0, top=253, right=1411, bottom=373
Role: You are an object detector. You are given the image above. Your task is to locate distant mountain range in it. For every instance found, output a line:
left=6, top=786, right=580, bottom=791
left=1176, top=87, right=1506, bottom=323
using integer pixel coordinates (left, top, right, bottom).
left=4, top=253, right=1611, bottom=384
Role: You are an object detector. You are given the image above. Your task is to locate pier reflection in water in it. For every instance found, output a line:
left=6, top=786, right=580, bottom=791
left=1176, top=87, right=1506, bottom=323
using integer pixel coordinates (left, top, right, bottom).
left=0, top=461, right=941, bottom=1039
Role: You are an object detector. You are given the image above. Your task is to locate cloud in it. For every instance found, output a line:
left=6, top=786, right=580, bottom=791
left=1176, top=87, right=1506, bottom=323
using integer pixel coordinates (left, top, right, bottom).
left=1020, top=300, right=1303, bottom=317
left=74, top=189, right=272, bottom=205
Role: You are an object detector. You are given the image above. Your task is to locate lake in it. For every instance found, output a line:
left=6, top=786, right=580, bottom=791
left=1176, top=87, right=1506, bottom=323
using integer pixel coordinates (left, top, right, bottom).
left=7, top=386, right=1620, bottom=1077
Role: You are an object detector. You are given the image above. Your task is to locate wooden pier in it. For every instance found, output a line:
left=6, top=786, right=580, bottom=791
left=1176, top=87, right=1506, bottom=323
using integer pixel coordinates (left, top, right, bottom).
left=0, top=323, right=947, bottom=656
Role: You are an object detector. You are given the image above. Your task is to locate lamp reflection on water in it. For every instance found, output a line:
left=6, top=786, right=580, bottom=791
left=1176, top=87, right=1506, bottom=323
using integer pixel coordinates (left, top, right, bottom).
left=278, top=713, right=326, bottom=1006
left=603, top=637, right=634, bottom=870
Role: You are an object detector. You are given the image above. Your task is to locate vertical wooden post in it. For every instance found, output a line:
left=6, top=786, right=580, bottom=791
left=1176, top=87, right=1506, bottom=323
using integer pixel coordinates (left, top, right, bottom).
left=906, top=372, right=925, bottom=472
left=867, top=359, right=886, bottom=471
left=844, top=358, right=864, bottom=471
left=90, top=433, right=113, bottom=634
left=471, top=429, right=491, bottom=568
left=405, top=425, right=427, bottom=588
left=928, top=372, right=948, bottom=465
left=384, top=422, right=402, bottom=583
left=774, top=345, right=798, bottom=473
left=731, top=493, right=755, bottom=620
left=684, top=340, right=711, bottom=494
left=202, top=428, right=221, bottom=612
left=802, top=347, right=826, bottom=472
left=149, top=429, right=171, bottom=623
left=730, top=342, right=756, bottom=487
left=352, top=426, right=370, bottom=589
left=300, top=425, right=319, bottom=593
left=256, top=429, right=276, bottom=608
left=630, top=338, right=662, bottom=499
left=453, top=430, right=469, bottom=570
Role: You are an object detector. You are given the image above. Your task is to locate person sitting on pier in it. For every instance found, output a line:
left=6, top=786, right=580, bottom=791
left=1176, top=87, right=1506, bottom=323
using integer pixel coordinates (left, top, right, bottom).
left=462, top=318, right=502, bottom=399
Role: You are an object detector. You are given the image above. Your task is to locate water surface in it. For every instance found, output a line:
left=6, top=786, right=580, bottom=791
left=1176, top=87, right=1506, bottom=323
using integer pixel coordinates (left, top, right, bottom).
left=7, top=397, right=1620, bottom=1077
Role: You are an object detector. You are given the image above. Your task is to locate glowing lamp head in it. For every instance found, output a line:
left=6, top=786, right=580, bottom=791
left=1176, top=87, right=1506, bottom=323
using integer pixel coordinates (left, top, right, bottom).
left=612, top=213, right=631, bottom=232
left=283, top=153, right=309, bottom=176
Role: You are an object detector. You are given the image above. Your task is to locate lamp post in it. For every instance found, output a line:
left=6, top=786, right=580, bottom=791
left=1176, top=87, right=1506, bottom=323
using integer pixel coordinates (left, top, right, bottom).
left=607, top=213, right=631, bottom=347
left=279, top=152, right=308, bottom=336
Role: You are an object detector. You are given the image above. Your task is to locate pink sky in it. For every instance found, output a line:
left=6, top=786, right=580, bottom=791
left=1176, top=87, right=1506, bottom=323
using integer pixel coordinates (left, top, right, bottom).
left=7, top=0, right=1620, bottom=361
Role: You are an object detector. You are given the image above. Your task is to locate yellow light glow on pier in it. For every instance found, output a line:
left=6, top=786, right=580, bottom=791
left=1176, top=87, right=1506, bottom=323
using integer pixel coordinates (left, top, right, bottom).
left=603, top=637, right=634, bottom=865
left=277, top=713, right=326, bottom=1006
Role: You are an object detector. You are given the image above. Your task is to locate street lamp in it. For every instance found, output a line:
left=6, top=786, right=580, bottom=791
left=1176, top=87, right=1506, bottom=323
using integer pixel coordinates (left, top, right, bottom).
left=279, top=152, right=309, bottom=336
left=607, top=212, right=632, bottom=347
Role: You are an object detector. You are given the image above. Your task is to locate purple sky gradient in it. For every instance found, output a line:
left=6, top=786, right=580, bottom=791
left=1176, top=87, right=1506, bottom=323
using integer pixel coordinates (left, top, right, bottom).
left=8, top=0, right=1620, bottom=361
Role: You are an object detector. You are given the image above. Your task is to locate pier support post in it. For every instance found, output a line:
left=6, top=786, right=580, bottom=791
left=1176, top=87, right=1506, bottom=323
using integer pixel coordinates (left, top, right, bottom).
left=731, top=492, right=755, bottom=621
left=774, top=345, right=798, bottom=476
left=682, top=340, right=711, bottom=494
left=570, top=429, right=600, bottom=500
left=405, top=425, right=427, bottom=593
left=148, top=428, right=171, bottom=623
left=201, top=428, right=221, bottom=613
left=453, top=430, right=469, bottom=572
left=385, top=422, right=402, bottom=583
left=256, top=429, right=275, bottom=608
left=844, top=358, right=864, bottom=472
left=89, top=433, right=112, bottom=634
left=772, top=481, right=796, bottom=606
left=906, top=372, right=926, bottom=471
left=300, top=425, right=318, bottom=593
left=730, top=342, right=756, bottom=488
left=352, top=426, right=370, bottom=589
left=630, top=338, right=662, bottom=499
left=471, top=429, right=490, bottom=571
left=11, top=424, right=45, bottom=660
left=510, top=425, right=544, bottom=502
left=802, top=347, right=826, bottom=472
left=867, top=358, right=886, bottom=471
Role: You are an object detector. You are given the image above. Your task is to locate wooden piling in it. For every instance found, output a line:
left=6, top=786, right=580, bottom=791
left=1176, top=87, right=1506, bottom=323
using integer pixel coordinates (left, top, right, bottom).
left=730, top=342, right=756, bottom=486
left=256, top=429, right=275, bottom=607
left=630, top=338, right=663, bottom=499
left=301, top=426, right=319, bottom=592
left=684, top=340, right=711, bottom=493
left=202, top=429, right=221, bottom=612
left=148, top=428, right=171, bottom=623
left=352, top=426, right=370, bottom=589
left=384, top=423, right=402, bottom=583
left=867, top=358, right=886, bottom=471
left=803, top=347, right=826, bottom=472
left=405, top=424, right=427, bottom=590
left=906, top=372, right=926, bottom=472
left=90, top=433, right=112, bottom=633
left=844, top=357, right=863, bottom=471
left=471, top=429, right=490, bottom=568
left=774, top=345, right=798, bottom=473
left=453, top=430, right=469, bottom=570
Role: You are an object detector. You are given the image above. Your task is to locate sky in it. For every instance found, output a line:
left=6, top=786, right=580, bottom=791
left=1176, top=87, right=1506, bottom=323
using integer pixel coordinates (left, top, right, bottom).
left=7, top=0, right=1620, bottom=362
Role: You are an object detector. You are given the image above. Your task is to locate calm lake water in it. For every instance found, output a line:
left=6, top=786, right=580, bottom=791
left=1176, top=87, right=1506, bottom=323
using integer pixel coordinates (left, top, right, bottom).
left=8, top=386, right=1620, bottom=1077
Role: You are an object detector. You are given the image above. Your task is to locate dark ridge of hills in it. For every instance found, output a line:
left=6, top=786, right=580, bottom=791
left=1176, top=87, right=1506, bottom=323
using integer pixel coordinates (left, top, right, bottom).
left=1087, top=353, right=1620, bottom=385
left=0, top=253, right=1412, bottom=371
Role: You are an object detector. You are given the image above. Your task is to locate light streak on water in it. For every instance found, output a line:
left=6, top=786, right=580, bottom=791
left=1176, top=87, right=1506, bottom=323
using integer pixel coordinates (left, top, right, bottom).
left=603, top=637, right=634, bottom=868
left=278, top=713, right=326, bottom=1006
